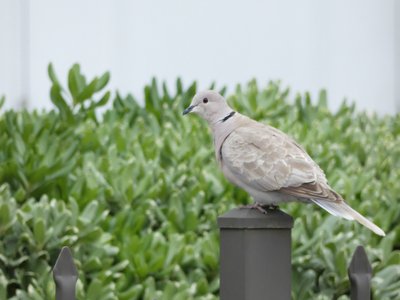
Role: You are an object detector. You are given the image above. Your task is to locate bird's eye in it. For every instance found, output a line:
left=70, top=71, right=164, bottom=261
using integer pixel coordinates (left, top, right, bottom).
left=203, top=98, right=208, bottom=103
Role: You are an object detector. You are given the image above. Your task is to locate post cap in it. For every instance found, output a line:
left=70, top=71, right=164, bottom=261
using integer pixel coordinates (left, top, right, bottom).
left=218, top=207, right=293, bottom=229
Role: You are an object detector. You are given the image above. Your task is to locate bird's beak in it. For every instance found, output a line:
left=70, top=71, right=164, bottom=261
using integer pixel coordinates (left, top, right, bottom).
left=182, top=105, right=195, bottom=115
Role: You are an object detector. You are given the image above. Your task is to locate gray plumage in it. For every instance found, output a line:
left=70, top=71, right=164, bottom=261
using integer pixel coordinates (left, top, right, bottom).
left=183, top=90, right=385, bottom=236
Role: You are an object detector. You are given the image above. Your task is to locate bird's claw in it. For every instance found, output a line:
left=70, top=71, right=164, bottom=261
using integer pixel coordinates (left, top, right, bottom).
left=240, top=203, right=278, bottom=214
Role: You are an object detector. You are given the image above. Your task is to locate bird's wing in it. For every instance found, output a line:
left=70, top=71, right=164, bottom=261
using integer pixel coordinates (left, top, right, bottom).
left=221, top=121, right=334, bottom=200
left=220, top=119, right=385, bottom=236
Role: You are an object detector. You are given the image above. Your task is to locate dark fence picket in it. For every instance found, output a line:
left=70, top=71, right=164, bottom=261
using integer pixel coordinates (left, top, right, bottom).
left=53, top=247, right=78, bottom=300
left=348, top=245, right=372, bottom=300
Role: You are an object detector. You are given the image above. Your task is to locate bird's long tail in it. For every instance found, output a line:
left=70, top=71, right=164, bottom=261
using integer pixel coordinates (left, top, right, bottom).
left=312, top=199, right=385, bottom=236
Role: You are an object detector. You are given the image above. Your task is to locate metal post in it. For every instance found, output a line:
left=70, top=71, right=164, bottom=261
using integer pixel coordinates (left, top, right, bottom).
left=218, top=208, right=293, bottom=300
left=348, top=245, right=372, bottom=300
left=53, top=247, right=78, bottom=300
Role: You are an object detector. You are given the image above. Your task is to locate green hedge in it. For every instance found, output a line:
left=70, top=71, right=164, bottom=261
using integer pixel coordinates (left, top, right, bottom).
left=0, top=64, right=399, bottom=299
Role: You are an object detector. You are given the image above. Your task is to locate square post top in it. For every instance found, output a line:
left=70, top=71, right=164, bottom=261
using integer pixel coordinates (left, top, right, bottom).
left=218, top=208, right=293, bottom=229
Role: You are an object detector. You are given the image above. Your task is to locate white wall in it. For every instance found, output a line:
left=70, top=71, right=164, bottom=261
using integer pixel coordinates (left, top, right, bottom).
left=0, top=0, right=23, bottom=110
left=1, top=0, right=398, bottom=114
left=396, top=0, right=400, bottom=112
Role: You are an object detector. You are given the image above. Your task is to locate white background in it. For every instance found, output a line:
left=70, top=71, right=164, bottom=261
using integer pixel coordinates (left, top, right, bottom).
left=1, top=0, right=399, bottom=114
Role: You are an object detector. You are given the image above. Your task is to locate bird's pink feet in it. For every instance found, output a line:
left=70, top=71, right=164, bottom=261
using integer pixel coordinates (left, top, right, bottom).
left=240, top=203, right=278, bottom=214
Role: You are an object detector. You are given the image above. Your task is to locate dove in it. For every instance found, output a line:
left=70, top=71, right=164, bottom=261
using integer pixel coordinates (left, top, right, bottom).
left=183, top=90, right=385, bottom=236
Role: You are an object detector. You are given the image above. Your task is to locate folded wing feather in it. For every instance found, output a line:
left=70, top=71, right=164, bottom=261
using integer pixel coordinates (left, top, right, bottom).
left=221, top=122, right=328, bottom=194
left=220, top=119, right=385, bottom=236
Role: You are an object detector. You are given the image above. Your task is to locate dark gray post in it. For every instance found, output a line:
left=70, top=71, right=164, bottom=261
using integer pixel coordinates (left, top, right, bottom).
left=218, top=208, right=293, bottom=300
left=348, top=245, right=372, bottom=300
left=53, top=247, right=78, bottom=300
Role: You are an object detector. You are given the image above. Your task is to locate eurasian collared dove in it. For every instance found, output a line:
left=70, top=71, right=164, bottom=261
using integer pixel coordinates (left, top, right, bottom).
left=183, top=90, right=385, bottom=236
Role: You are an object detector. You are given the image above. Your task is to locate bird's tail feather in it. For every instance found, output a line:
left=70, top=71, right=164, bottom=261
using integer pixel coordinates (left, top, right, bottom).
left=312, top=199, right=385, bottom=236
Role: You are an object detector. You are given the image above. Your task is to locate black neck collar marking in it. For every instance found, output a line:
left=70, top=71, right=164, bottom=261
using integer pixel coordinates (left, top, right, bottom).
left=221, top=111, right=235, bottom=122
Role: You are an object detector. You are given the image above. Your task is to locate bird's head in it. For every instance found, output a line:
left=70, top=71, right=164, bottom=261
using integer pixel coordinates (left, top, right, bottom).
left=182, top=90, right=232, bottom=124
